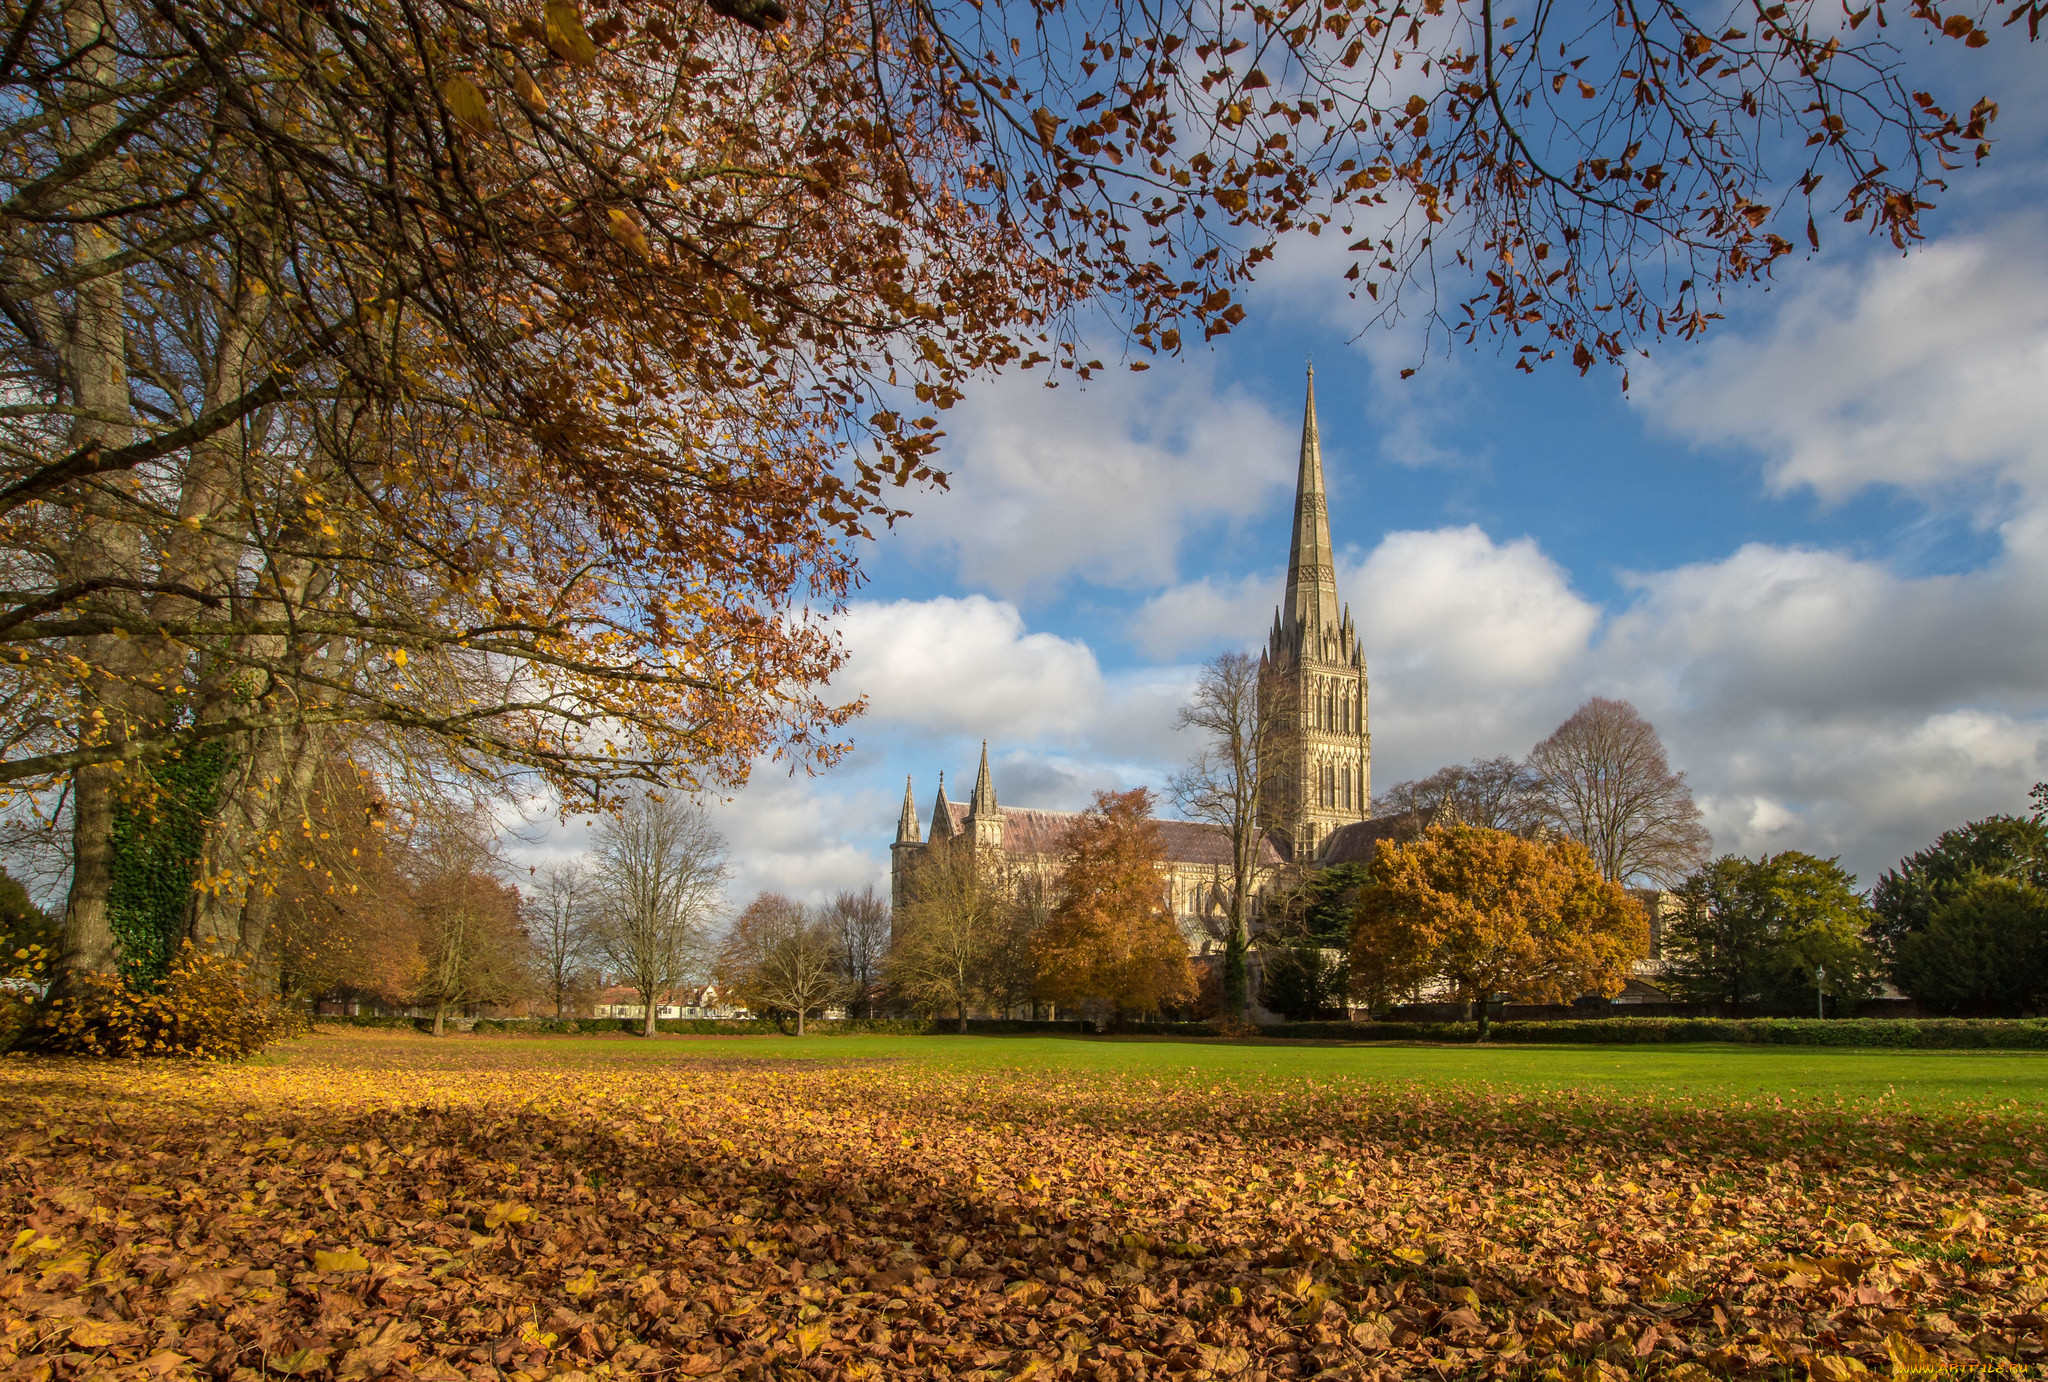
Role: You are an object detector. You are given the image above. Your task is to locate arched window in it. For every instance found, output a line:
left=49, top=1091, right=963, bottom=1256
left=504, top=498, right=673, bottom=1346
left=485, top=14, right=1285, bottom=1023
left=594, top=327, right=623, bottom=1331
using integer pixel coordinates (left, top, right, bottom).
left=1341, top=765, right=1351, bottom=809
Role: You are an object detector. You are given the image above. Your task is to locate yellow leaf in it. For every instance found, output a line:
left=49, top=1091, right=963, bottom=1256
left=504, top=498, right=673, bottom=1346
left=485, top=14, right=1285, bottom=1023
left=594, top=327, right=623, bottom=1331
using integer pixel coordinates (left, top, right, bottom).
left=794, top=1322, right=829, bottom=1357
left=38, top=1249, right=94, bottom=1282
left=314, top=1248, right=371, bottom=1273
left=70, top=1320, right=139, bottom=1348
left=1885, top=1333, right=1941, bottom=1372
left=564, top=1267, right=598, bottom=1296
left=484, top=1200, right=531, bottom=1228
left=514, top=70, right=547, bottom=106
left=1807, top=1357, right=1868, bottom=1382
left=392, top=649, right=408, bottom=667
left=439, top=75, right=494, bottom=134
left=606, top=209, right=651, bottom=259
left=544, top=0, right=599, bottom=65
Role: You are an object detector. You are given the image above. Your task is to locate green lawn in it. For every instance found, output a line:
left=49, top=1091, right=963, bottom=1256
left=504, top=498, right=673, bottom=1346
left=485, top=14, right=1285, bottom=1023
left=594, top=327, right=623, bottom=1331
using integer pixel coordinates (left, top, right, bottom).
left=283, top=1028, right=2048, bottom=1115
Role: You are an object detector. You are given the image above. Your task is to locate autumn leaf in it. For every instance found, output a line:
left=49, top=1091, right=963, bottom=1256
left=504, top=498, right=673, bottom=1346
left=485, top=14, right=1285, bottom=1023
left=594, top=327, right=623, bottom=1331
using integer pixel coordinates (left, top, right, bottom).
left=1031, top=107, right=1060, bottom=150
left=606, top=209, right=652, bottom=259
left=484, top=1200, right=532, bottom=1228
left=313, top=1247, right=371, bottom=1272
left=69, top=1320, right=140, bottom=1348
left=440, top=75, right=494, bottom=134
left=544, top=0, right=599, bottom=64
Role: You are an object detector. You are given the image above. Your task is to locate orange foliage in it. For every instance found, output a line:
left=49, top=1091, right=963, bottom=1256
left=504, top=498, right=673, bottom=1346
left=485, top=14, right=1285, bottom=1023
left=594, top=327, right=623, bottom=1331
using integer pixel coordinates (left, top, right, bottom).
left=30, top=944, right=307, bottom=1060
left=1035, top=789, right=1195, bottom=1021
left=1352, top=825, right=1649, bottom=1010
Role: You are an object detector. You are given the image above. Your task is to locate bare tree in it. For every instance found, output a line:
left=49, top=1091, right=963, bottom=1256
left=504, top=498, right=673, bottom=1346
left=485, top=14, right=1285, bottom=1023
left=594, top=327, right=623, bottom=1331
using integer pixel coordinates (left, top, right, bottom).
left=410, top=816, right=528, bottom=1036
left=717, top=894, right=844, bottom=1036
left=887, top=845, right=1002, bottom=1033
left=984, top=863, right=1054, bottom=1019
left=530, top=863, right=595, bottom=1019
left=823, top=886, right=890, bottom=1018
left=1528, top=699, right=1712, bottom=887
left=589, top=796, right=727, bottom=1037
left=1170, top=652, right=1293, bottom=1019
left=1379, top=757, right=1548, bottom=838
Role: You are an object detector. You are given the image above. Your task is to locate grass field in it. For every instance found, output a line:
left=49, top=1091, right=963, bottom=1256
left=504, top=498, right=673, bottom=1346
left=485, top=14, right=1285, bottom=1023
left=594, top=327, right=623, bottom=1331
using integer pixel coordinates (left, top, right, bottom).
left=262, top=1031, right=2048, bottom=1112
left=4, top=1030, right=2044, bottom=1382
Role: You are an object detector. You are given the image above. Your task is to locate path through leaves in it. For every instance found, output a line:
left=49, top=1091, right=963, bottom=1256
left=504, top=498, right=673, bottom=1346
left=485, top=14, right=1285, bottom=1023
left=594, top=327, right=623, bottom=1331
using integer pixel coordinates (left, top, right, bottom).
left=2, top=1033, right=2044, bottom=1382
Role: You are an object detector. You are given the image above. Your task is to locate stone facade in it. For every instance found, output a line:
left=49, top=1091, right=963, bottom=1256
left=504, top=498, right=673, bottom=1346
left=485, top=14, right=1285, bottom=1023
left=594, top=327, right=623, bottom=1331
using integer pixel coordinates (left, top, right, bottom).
left=1259, top=365, right=1371, bottom=862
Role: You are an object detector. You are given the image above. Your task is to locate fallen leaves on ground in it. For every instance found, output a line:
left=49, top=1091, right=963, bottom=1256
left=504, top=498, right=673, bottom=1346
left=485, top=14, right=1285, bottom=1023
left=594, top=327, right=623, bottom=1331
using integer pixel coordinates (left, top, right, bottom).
left=1, top=1032, right=2045, bottom=1382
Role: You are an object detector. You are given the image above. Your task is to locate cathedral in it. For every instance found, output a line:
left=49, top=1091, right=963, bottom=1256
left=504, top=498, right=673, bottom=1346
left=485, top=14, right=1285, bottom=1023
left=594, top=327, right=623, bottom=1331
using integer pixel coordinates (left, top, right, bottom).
left=889, top=366, right=1372, bottom=951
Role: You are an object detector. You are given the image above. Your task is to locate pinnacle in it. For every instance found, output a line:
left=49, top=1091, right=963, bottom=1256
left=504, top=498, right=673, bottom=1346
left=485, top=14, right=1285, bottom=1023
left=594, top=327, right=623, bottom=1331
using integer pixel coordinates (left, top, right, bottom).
left=970, top=739, right=999, bottom=816
left=896, top=774, right=920, bottom=844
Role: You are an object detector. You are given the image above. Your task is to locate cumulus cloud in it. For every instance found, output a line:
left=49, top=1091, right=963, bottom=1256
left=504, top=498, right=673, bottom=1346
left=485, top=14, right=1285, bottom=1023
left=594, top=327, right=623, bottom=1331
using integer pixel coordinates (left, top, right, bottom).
left=893, top=357, right=1295, bottom=596
left=832, top=595, right=1106, bottom=741
left=1127, top=571, right=1276, bottom=660
left=1641, top=221, right=2048, bottom=505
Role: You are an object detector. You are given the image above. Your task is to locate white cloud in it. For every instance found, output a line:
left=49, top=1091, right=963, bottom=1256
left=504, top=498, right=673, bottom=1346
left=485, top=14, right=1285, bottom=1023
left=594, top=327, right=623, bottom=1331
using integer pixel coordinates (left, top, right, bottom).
left=895, top=357, right=1295, bottom=597
left=1642, top=221, right=2048, bottom=505
left=1127, top=570, right=1276, bottom=660
left=832, top=595, right=1106, bottom=741
left=1350, top=527, right=1600, bottom=689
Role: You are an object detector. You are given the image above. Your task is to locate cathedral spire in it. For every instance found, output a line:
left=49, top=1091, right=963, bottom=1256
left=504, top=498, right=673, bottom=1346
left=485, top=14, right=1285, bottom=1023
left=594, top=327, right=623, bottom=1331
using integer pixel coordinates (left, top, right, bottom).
left=927, top=771, right=954, bottom=841
left=895, top=775, right=921, bottom=844
left=1280, top=362, right=1341, bottom=640
left=969, top=740, right=998, bottom=817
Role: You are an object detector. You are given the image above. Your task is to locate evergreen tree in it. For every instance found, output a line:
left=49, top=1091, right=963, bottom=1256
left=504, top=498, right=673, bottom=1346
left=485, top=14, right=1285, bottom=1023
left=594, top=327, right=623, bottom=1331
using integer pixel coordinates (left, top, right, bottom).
left=1868, top=816, right=2048, bottom=964
left=1893, top=878, right=2048, bottom=1016
left=1664, top=853, right=1880, bottom=1012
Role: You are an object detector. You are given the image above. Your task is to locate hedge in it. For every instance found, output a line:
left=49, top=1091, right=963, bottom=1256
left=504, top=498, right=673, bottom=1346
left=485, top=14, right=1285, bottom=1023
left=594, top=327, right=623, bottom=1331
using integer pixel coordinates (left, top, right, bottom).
left=312, top=1013, right=2048, bottom=1048
left=1130, top=1016, right=2048, bottom=1047
left=310, top=1014, right=1100, bottom=1037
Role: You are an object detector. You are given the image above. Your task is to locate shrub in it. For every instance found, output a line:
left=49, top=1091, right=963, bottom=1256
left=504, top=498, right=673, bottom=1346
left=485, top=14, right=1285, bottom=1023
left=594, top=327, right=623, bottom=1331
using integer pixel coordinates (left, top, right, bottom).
left=33, top=943, right=307, bottom=1059
left=0, top=943, right=51, bottom=1050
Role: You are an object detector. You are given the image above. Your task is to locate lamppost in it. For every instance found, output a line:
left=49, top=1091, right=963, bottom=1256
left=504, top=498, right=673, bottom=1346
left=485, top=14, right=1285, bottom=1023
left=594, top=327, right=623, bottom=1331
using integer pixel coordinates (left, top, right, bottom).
left=1816, top=964, right=1826, bottom=1020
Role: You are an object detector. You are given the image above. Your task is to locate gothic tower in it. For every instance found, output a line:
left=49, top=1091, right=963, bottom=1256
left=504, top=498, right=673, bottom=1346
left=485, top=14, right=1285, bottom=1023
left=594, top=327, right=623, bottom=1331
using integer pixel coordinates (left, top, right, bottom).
left=966, top=740, right=1003, bottom=853
left=890, top=775, right=922, bottom=934
left=1258, top=364, right=1370, bottom=861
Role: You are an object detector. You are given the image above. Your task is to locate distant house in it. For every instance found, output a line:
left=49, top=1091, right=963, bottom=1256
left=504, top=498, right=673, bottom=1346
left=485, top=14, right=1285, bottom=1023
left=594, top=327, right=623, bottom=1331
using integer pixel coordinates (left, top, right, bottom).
left=591, top=984, right=749, bottom=1021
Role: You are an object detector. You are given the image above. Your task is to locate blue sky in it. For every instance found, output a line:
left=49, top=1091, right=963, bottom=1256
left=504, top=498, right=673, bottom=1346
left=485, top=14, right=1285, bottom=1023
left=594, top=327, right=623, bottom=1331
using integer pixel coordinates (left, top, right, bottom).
left=523, top=30, right=2048, bottom=906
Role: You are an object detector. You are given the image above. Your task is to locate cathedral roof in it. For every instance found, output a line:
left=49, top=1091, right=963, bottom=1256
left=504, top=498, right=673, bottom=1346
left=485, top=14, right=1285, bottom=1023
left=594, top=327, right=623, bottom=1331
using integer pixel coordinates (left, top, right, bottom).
left=1315, top=812, right=1426, bottom=865
left=926, top=801, right=1285, bottom=867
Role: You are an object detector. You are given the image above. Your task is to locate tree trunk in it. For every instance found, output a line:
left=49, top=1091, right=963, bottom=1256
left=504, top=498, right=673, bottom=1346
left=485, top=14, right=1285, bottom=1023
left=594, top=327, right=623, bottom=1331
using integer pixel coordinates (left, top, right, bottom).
left=57, top=767, right=124, bottom=982
left=957, top=1001, right=967, bottom=1035
left=643, top=1001, right=657, bottom=1037
left=433, top=999, right=447, bottom=1037
left=48, top=0, right=142, bottom=1003
left=1224, top=913, right=1248, bottom=1020
left=796, top=1005, right=805, bottom=1037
